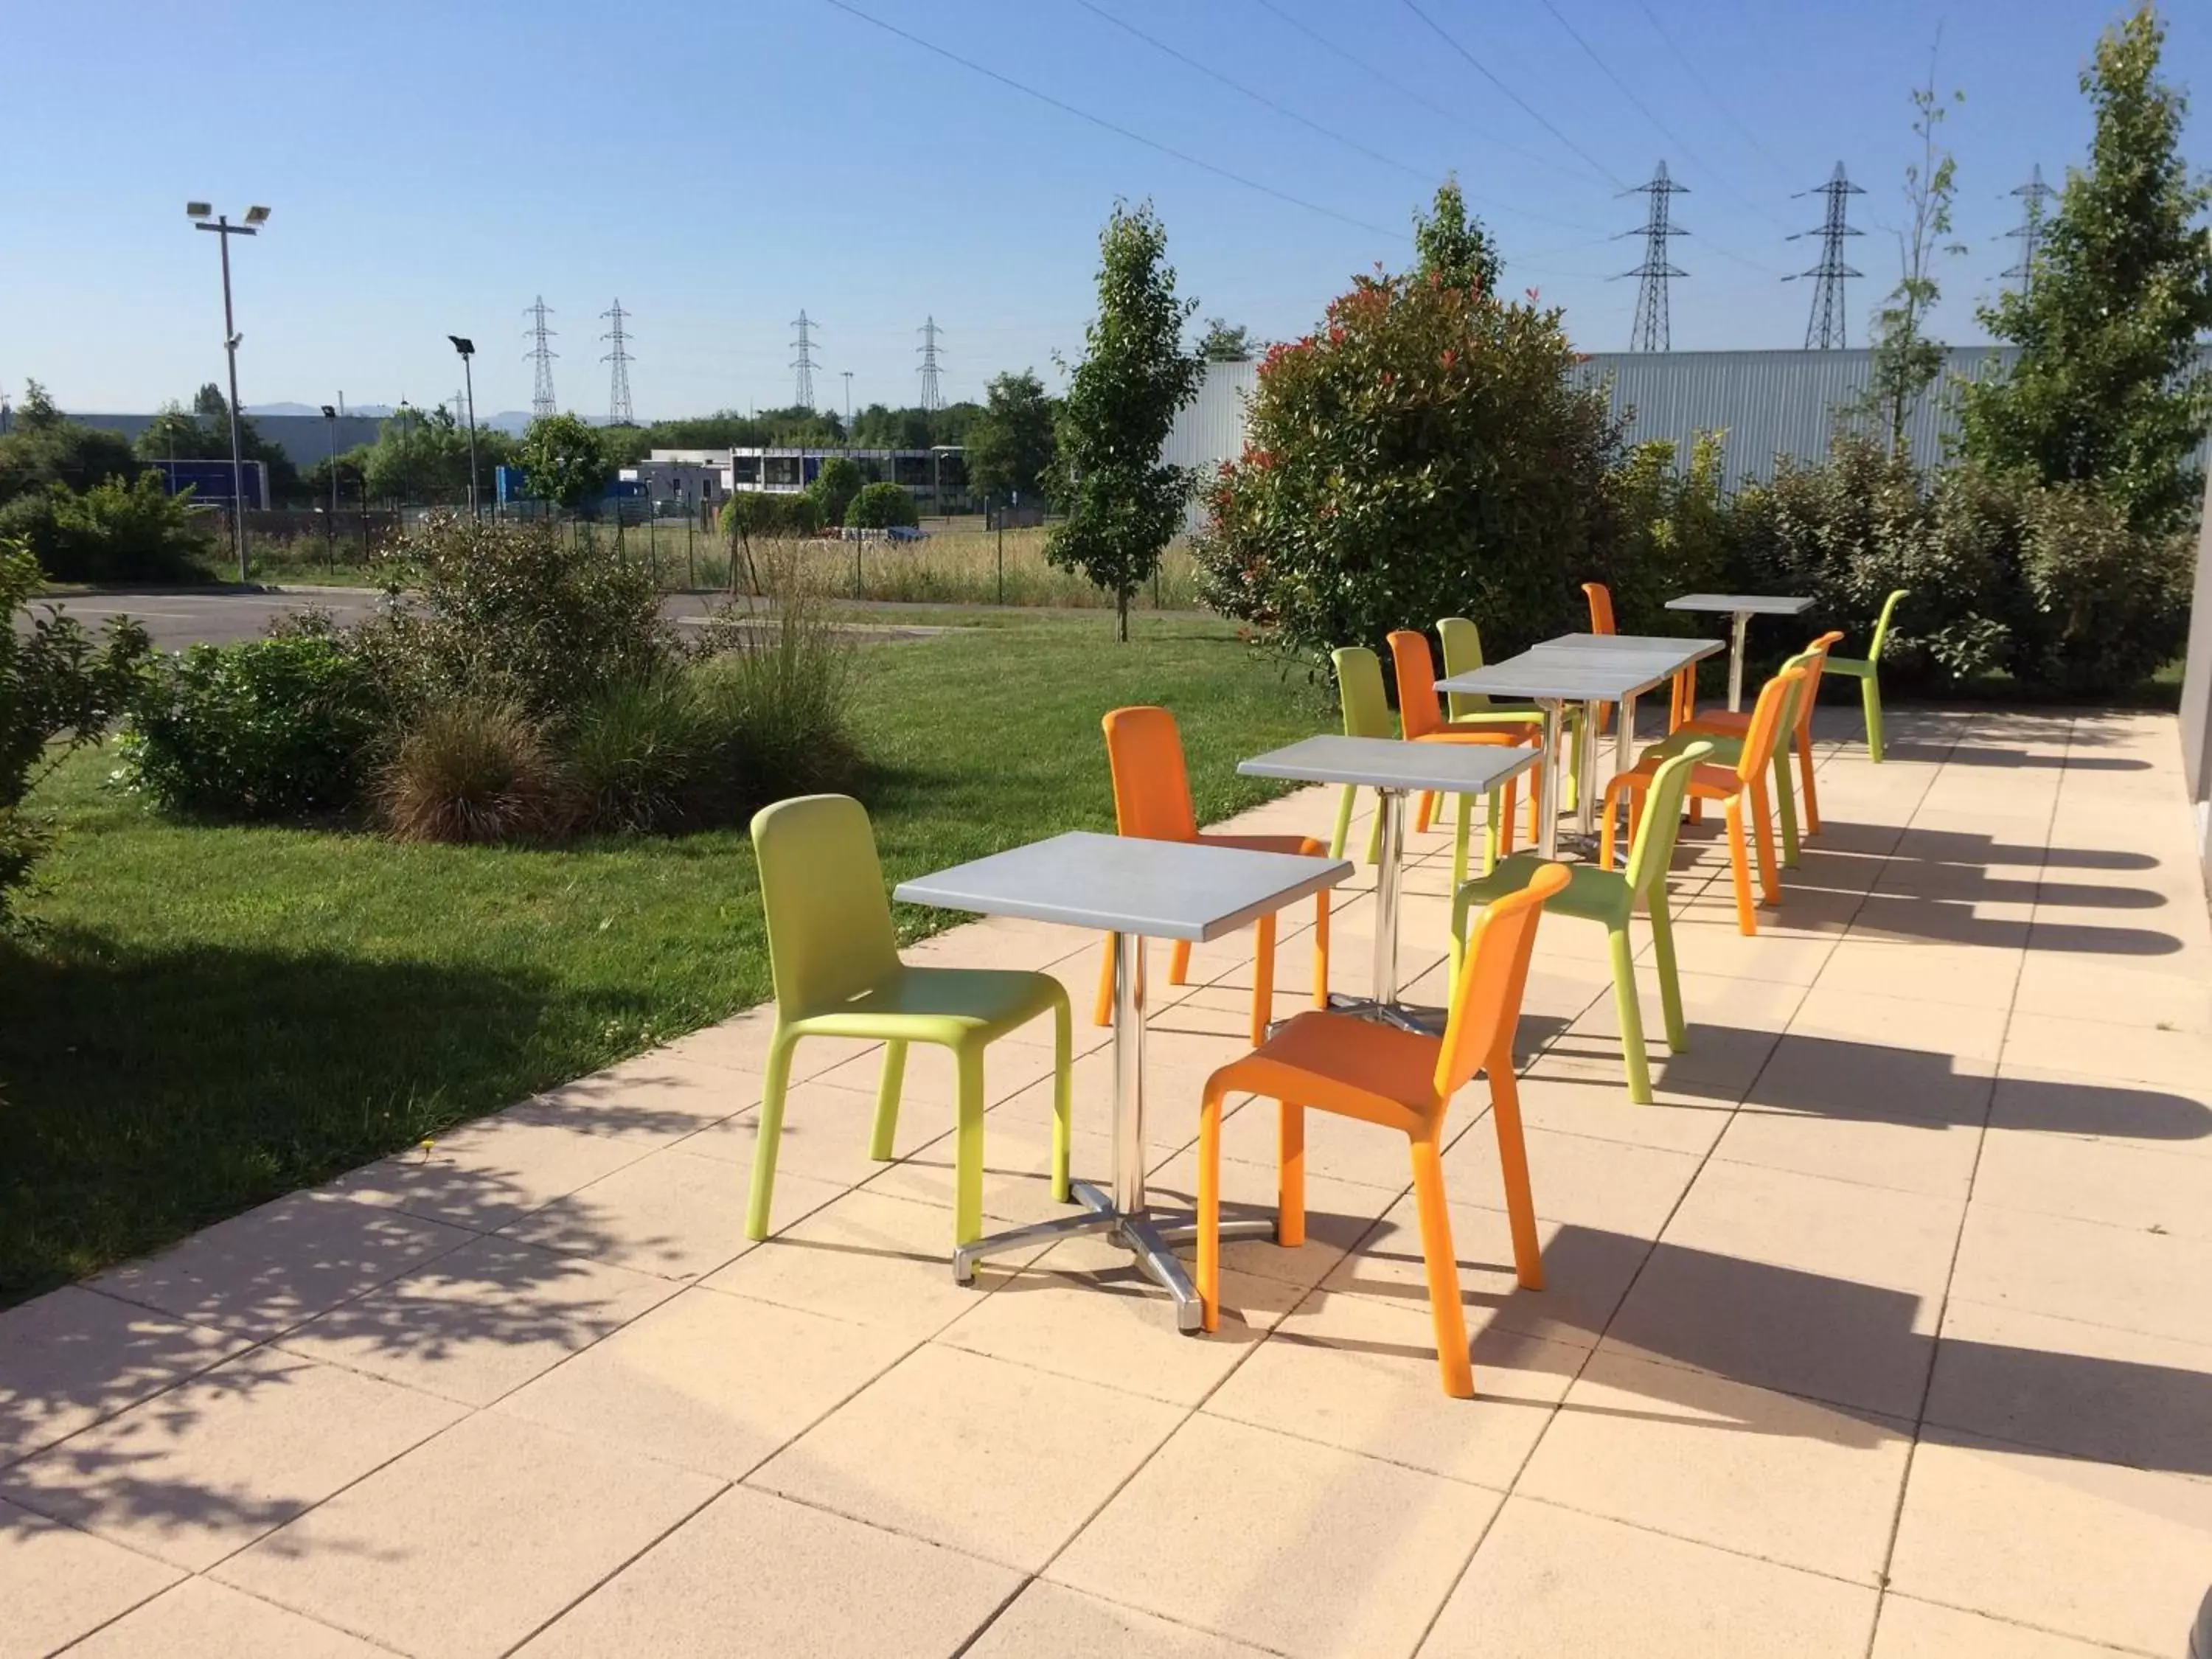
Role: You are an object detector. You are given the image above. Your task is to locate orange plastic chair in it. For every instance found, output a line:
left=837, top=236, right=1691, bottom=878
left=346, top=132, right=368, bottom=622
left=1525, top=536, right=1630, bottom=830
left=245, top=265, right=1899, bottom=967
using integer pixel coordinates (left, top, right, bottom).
left=1585, top=579, right=1697, bottom=732
left=1194, top=861, right=1571, bottom=1397
left=1677, top=630, right=1844, bottom=836
left=1387, top=630, right=1541, bottom=861
left=1600, top=667, right=1803, bottom=936
left=1092, top=706, right=1329, bottom=1048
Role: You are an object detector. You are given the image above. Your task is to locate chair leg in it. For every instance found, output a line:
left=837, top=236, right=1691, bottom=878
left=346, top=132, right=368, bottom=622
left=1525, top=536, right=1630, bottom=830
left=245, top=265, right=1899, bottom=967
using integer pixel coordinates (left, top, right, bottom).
left=1197, top=1081, right=1227, bottom=1334
left=1486, top=1057, right=1545, bottom=1293
left=953, top=1045, right=986, bottom=1248
left=1725, top=796, right=1757, bottom=936
left=1049, top=996, right=1073, bottom=1203
left=1330, top=783, right=1356, bottom=859
left=1409, top=1132, right=1474, bottom=1399
left=1772, top=753, right=1801, bottom=869
left=1484, top=787, right=1502, bottom=874
left=1795, top=728, right=1821, bottom=835
left=1607, top=923, right=1653, bottom=1105
left=869, top=1040, right=908, bottom=1160
left=1447, top=886, right=1473, bottom=981
left=1169, top=939, right=1192, bottom=986
left=1499, top=779, right=1517, bottom=856
left=1525, top=771, right=1541, bottom=846
left=1312, top=890, right=1330, bottom=1009
left=745, top=1028, right=799, bottom=1239
left=1452, top=793, right=1472, bottom=892
left=1750, top=776, right=1781, bottom=905
left=1279, top=1100, right=1306, bottom=1248
left=1416, top=789, right=1436, bottom=835
left=1365, top=790, right=1385, bottom=863
left=1648, top=888, right=1688, bottom=1052
left=1863, top=677, right=1885, bottom=763
left=1565, top=717, right=1583, bottom=810
left=1093, top=934, right=1116, bottom=1027
left=1250, top=911, right=1276, bottom=1049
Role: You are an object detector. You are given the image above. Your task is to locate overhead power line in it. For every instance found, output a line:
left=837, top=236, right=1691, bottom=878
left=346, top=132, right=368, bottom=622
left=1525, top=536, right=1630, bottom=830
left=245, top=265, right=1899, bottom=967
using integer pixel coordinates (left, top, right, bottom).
left=1243, top=0, right=1611, bottom=189
left=820, top=0, right=1396, bottom=238
left=1398, top=0, right=1629, bottom=191
left=1632, top=1, right=1797, bottom=187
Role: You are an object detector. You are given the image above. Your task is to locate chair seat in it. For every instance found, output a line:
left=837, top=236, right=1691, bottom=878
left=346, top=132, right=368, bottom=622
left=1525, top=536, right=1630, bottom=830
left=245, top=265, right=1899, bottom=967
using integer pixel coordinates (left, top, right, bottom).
left=791, top=965, right=1063, bottom=1047
left=1615, top=754, right=1743, bottom=799
left=1822, top=655, right=1874, bottom=678
left=1676, top=709, right=1753, bottom=737
left=1457, top=851, right=1632, bottom=925
left=1413, top=729, right=1531, bottom=751
left=1641, top=728, right=1749, bottom=768
left=1208, top=1010, right=1440, bottom=1132
left=1199, top=831, right=1324, bottom=857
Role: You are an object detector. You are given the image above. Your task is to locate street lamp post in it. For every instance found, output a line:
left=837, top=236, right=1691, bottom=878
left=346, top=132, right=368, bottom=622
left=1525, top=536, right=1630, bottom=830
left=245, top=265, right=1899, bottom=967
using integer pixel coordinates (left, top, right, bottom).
left=448, top=336, right=480, bottom=522
left=841, top=370, right=853, bottom=438
left=319, top=404, right=338, bottom=562
left=187, top=201, right=270, bottom=582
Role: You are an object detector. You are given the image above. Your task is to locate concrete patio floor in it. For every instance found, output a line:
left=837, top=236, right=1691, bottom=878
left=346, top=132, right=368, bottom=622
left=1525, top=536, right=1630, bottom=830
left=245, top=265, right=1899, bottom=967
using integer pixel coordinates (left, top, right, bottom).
left=5, top=706, right=2210, bottom=1658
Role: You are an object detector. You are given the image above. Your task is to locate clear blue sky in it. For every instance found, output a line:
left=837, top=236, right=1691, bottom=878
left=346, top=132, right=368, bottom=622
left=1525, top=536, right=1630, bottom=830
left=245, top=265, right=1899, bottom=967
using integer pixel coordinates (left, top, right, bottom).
left=4, top=0, right=2202, bottom=421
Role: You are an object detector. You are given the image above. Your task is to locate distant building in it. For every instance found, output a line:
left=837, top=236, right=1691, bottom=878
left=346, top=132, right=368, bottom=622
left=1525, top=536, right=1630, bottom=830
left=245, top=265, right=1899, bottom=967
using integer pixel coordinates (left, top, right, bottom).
left=647, top=447, right=970, bottom=512
left=65, top=409, right=383, bottom=466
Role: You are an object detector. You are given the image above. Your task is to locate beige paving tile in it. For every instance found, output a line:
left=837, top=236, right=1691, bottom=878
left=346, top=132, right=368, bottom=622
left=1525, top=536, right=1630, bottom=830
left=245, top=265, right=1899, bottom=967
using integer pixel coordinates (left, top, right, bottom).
left=860, top=1117, right=1119, bottom=1228
left=1204, top=1288, right=1579, bottom=1489
left=1323, top=1194, right=1655, bottom=1352
left=1143, top=1143, right=1394, bottom=1290
left=329, top=1117, right=653, bottom=1232
left=509, top=1048, right=754, bottom=1141
left=1601, top=1161, right=1960, bottom=1418
left=1788, top=985, right=2011, bottom=1062
left=515, top=1483, right=1015, bottom=1658
left=1518, top=1349, right=1910, bottom=1583
left=63, top=1576, right=393, bottom=1658
left=1813, top=939, right=2023, bottom=1009
left=1509, top=1068, right=1735, bottom=1155
left=1923, top=1296, right=2212, bottom=1475
left=2011, top=952, right=2212, bottom=1032
left=1210, top=1087, right=1441, bottom=1193
left=1975, top=1125, right=2212, bottom=1239
left=751, top=1343, right=1182, bottom=1572
left=1888, top=1427, right=2212, bottom=1655
left=1846, top=894, right=2031, bottom=950
left=1987, top=1060, right=2212, bottom=1152
left=0, top=1347, right=463, bottom=1572
left=1713, top=1106, right=1983, bottom=1199
left=1868, top=1594, right=2130, bottom=1659
left=672, top=1074, right=939, bottom=1189
left=1419, top=1496, right=1875, bottom=1658
left=810, top=1032, right=1065, bottom=1108
left=2003, top=1011, right=2212, bottom=1093
left=501, top=1144, right=839, bottom=1281
left=1950, top=1200, right=2212, bottom=1349
left=90, top=1191, right=477, bottom=1340
left=1746, top=1028, right=1994, bottom=1126
left=0, top=1496, right=182, bottom=1659
left=966, top=1581, right=1277, bottom=1658
left=278, top=1234, right=678, bottom=1407
left=1441, top=1122, right=1701, bottom=1239
left=215, top=1412, right=721, bottom=1659
left=0, top=1288, right=248, bottom=1467
left=1652, top=917, right=1838, bottom=987
left=702, top=1189, right=1045, bottom=1338
left=1050, top=1413, right=1502, bottom=1659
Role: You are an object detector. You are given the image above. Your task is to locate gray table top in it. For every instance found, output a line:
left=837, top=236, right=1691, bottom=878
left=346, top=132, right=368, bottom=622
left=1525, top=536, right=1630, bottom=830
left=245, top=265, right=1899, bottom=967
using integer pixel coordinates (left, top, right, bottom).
left=1535, top=632, right=1727, bottom=659
left=1239, top=734, right=1543, bottom=795
left=1439, top=639, right=1715, bottom=703
left=894, top=831, right=1350, bottom=943
left=1666, top=593, right=1815, bottom=616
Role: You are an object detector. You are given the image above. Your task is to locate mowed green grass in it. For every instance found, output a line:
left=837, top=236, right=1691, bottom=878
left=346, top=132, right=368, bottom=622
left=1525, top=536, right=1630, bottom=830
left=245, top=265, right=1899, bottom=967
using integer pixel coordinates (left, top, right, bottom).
left=0, top=614, right=1330, bottom=1303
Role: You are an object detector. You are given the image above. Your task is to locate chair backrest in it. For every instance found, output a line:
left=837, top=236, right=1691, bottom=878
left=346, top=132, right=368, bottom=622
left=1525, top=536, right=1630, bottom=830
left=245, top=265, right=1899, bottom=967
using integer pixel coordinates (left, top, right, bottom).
left=1736, top=667, right=1807, bottom=786
left=1387, top=629, right=1448, bottom=740
left=1867, top=588, right=1909, bottom=663
left=1437, top=616, right=1492, bottom=717
left=1433, top=860, right=1571, bottom=1099
left=1795, top=630, right=1846, bottom=736
left=1623, top=742, right=1714, bottom=897
left=751, top=793, right=902, bottom=1015
left=1332, top=646, right=1394, bottom=740
left=1102, top=704, right=1199, bottom=844
left=1582, top=582, right=1616, bottom=636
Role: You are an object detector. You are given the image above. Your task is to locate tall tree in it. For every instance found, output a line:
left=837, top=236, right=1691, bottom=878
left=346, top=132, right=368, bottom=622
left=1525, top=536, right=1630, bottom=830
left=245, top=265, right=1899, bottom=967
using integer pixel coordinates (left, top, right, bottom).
left=1197, top=319, right=1254, bottom=362
left=1857, top=61, right=1966, bottom=452
left=1956, top=3, right=2212, bottom=531
left=0, top=382, right=139, bottom=506
left=515, top=413, right=608, bottom=511
left=964, top=370, right=1057, bottom=502
left=1048, top=201, right=1204, bottom=641
left=1412, top=177, right=1502, bottom=293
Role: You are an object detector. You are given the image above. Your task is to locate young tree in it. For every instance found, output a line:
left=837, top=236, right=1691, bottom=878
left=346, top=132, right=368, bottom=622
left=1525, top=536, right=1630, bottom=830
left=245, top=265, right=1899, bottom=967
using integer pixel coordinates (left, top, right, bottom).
left=1956, top=3, right=2212, bottom=531
left=1197, top=319, right=1254, bottom=362
left=515, top=413, right=606, bottom=512
left=964, top=369, right=1057, bottom=503
left=808, top=454, right=863, bottom=526
left=1412, top=177, right=1502, bottom=293
left=1857, top=64, right=1966, bottom=452
left=1048, top=201, right=1204, bottom=641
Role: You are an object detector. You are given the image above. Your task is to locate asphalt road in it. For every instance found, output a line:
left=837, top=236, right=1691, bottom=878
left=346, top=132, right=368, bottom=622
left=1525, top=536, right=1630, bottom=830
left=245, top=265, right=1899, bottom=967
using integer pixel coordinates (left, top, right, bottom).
left=25, top=588, right=951, bottom=650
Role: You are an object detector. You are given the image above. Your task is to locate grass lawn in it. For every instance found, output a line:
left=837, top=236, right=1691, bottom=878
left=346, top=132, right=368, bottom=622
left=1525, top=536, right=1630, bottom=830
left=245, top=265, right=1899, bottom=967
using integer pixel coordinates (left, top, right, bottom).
left=0, top=613, right=1330, bottom=1304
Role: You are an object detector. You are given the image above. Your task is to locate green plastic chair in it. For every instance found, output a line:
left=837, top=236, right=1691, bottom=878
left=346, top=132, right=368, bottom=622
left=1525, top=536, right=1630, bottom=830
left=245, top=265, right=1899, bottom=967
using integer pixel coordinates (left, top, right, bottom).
left=1640, top=648, right=1817, bottom=868
left=1329, top=643, right=1512, bottom=885
left=1451, top=744, right=1711, bottom=1105
left=748, top=794, right=1072, bottom=1248
left=1822, top=588, right=1908, bottom=763
left=1438, top=616, right=1585, bottom=810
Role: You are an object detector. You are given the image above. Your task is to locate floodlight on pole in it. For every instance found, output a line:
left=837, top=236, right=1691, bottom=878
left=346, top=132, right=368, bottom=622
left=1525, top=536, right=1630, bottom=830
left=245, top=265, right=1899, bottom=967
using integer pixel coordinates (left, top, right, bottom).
left=449, top=335, right=481, bottom=521
left=187, top=200, right=269, bottom=582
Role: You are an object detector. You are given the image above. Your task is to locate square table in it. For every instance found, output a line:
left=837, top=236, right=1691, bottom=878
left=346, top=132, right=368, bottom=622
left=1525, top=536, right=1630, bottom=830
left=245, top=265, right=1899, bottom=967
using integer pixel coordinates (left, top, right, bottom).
left=1436, top=635, right=1722, bottom=860
left=1238, top=735, right=1543, bottom=1033
left=1665, top=594, right=1815, bottom=712
left=895, top=830, right=1350, bottom=1331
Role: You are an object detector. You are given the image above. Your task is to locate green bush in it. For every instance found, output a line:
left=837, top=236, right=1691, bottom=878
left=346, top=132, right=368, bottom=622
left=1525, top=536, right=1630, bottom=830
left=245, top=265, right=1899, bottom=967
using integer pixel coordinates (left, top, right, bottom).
left=693, top=589, right=860, bottom=807
left=1193, top=270, right=1621, bottom=672
left=2017, top=480, right=2193, bottom=695
left=718, top=492, right=821, bottom=540
left=0, top=475, right=213, bottom=583
left=120, top=636, right=383, bottom=819
left=846, top=481, right=919, bottom=531
left=809, top=456, right=864, bottom=527
left=563, top=670, right=725, bottom=834
left=376, top=697, right=568, bottom=844
left=1585, top=434, right=1731, bottom=638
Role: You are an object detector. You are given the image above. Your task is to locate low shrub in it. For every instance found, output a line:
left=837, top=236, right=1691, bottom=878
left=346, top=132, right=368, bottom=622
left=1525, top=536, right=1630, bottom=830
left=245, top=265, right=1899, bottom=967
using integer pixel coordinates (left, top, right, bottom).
left=119, top=635, right=383, bottom=818
left=693, top=581, right=860, bottom=807
left=377, top=698, right=567, bottom=844
left=718, top=492, right=822, bottom=540
left=564, top=670, right=724, bottom=834
left=808, top=456, right=864, bottom=527
left=845, top=481, right=919, bottom=531
left=0, top=474, right=213, bottom=584
left=2017, top=481, right=2193, bottom=696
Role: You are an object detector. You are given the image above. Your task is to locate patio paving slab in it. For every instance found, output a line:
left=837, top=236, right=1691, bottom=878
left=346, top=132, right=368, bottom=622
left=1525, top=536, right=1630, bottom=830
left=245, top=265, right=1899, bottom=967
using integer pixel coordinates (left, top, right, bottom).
left=60, top=1576, right=395, bottom=1658
left=964, top=1581, right=1277, bottom=1658
left=0, top=1288, right=248, bottom=1467
left=0, top=1495, right=182, bottom=1659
